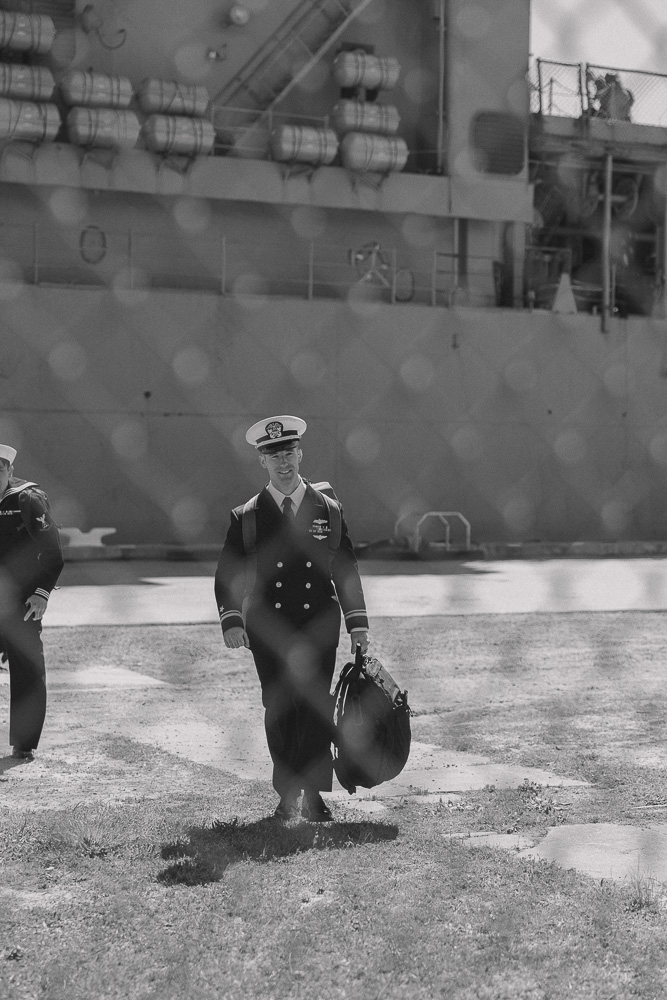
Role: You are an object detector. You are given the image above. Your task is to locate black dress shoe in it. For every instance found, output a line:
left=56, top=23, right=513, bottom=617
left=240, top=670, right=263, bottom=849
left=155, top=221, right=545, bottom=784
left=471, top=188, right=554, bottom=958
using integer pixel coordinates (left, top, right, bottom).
left=274, top=795, right=299, bottom=820
left=301, top=794, right=333, bottom=823
left=11, top=748, right=35, bottom=761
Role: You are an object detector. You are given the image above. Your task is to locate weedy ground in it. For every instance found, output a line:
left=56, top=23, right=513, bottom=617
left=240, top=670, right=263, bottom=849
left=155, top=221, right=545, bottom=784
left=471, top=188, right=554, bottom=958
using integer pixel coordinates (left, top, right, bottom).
left=3, top=610, right=667, bottom=999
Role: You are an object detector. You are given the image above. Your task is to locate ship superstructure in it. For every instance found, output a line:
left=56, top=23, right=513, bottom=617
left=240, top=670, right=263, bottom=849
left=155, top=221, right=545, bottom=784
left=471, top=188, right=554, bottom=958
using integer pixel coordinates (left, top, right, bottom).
left=0, top=0, right=665, bottom=547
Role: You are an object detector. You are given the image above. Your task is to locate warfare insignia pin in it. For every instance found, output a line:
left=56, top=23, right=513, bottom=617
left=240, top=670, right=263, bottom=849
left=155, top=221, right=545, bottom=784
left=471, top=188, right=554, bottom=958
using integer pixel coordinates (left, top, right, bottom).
left=311, top=518, right=330, bottom=541
left=266, top=421, right=283, bottom=439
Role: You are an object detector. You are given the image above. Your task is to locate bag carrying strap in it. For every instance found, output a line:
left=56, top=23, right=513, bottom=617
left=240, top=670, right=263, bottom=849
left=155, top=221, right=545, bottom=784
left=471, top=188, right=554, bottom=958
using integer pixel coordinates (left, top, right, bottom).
left=241, top=493, right=261, bottom=611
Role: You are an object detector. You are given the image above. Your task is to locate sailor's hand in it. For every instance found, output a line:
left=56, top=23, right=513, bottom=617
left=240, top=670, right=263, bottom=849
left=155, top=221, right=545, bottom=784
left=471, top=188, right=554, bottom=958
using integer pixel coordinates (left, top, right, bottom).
left=24, top=594, right=47, bottom=622
left=351, top=630, right=369, bottom=655
left=224, top=626, right=250, bottom=649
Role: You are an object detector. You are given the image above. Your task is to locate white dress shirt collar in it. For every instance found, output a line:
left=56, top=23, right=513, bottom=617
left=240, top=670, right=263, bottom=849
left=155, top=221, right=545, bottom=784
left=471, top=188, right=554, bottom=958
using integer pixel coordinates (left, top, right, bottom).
left=267, top=477, right=306, bottom=513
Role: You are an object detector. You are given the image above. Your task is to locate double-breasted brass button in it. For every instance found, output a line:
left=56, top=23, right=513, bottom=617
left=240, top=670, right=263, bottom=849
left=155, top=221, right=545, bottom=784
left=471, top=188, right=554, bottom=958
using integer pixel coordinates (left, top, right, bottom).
left=304, top=604, right=310, bottom=610
left=275, top=603, right=282, bottom=609
left=305, top=583, right=311, bottom=589
left=306, top=561, right=312, bottom=568
left=276, top=581, right=282, bottom=588
left=277, top=562, right=283, bottom=568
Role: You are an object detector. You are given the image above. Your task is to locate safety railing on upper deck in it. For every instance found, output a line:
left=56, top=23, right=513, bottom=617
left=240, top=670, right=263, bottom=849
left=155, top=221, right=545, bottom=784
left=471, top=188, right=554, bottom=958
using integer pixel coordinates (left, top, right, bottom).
left=531, top=58, right=667, bottom=126
left=0, top=222, right=507, bottom=309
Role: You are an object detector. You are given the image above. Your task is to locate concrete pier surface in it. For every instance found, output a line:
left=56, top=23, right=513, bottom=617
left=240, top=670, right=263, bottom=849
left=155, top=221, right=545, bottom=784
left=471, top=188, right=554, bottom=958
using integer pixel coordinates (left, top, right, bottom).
left=4, top=555, right=667, bottom=887
left=45, top=556, right=667, bottom=626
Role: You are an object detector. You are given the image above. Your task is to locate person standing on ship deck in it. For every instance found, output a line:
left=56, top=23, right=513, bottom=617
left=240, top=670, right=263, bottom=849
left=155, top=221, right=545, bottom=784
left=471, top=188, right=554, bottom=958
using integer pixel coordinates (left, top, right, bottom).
left=214, top=415, right=370, bottom=822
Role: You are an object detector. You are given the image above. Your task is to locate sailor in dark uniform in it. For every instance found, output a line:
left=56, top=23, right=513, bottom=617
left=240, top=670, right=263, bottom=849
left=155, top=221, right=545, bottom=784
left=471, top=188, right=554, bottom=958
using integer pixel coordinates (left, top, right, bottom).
left=0, top=444, right=64, bottom=760
left=214, top=415, right=369, bottom=822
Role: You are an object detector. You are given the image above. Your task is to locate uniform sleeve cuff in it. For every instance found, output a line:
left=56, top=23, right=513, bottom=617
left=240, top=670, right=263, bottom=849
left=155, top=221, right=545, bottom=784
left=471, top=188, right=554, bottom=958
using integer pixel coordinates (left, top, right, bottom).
left=345, top=611, right=369, bottom=632
left=220, top=610, right=244, bottom=632
left=34, top=588, right=50, bottom=601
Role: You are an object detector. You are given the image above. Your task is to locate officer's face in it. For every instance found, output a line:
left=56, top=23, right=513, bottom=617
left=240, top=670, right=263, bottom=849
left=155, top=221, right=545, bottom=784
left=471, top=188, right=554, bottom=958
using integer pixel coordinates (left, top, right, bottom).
left=0, top=460, right=11, bottom=494
left=260, top=443, right=302, bottom=495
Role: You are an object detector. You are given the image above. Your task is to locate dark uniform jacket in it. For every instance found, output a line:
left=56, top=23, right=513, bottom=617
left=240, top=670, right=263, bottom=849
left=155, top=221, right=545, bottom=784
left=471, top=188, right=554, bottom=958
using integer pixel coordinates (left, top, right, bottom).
left=0, top=478, right=64, bottom=608
left=214, top=482, right=368, bottom=638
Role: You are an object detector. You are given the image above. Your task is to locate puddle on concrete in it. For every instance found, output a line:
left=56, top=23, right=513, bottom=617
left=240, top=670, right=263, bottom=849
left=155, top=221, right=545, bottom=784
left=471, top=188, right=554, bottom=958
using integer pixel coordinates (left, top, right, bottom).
left=1, top=666, right=166, bottom=690
left=331, top=742, right=587, bottom=806
left=328, top=742, right=587, bottom=815
left=459, top=823, right=667, bottom=885
left=48, top=666, right=167, bottom=689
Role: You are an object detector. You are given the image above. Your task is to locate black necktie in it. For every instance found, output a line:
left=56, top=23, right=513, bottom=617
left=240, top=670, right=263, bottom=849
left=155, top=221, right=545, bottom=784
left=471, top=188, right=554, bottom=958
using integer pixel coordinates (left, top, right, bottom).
left=282, top=496, right=295, bottom=522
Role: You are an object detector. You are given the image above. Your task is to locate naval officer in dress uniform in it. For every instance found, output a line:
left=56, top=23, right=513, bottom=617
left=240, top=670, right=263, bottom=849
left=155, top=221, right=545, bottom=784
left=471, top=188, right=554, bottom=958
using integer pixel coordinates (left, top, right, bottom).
left=214, top=415, right=369, bottom=822
left=0, top=443, right=64, bottom=760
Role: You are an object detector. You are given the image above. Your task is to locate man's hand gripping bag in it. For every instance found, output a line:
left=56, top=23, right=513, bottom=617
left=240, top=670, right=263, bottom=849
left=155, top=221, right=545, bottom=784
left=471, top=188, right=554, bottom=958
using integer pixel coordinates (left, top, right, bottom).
left=332, top=645, right=412, bottom=794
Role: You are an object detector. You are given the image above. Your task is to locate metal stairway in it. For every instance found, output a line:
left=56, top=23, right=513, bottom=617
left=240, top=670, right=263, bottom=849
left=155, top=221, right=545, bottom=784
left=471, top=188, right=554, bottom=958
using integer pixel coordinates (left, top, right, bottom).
left=212, top=0, right=378, bottom=157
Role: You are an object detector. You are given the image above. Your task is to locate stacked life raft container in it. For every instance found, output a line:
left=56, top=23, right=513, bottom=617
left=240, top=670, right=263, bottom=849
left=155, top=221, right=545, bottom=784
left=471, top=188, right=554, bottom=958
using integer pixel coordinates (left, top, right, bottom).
left=332, top=51, right=408, bottom=174
left=0, top=10, right=60, bottom=143
left=269, top=50, right=408, bottom=174
left=62, top=69, right=139, bottom=150
left=137, top=79, right=214, bottom=156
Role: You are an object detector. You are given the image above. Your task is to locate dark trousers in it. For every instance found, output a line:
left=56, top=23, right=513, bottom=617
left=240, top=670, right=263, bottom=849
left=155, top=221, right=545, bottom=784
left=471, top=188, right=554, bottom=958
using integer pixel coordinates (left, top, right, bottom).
left=247, top=603, right=339, bottom=798
left=1, top=609, right=46, bottom=751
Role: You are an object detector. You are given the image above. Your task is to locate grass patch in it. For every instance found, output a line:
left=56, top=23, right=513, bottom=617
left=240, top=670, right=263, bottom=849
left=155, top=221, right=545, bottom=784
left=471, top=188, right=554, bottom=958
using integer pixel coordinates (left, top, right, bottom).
left=2, top=793, right=667, bottom=999
left=5, top=613, right=667, bottom=997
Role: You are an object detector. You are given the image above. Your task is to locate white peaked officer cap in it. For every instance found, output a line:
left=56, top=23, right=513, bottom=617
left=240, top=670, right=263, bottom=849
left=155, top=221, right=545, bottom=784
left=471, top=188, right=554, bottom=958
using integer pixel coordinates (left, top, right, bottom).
left=0, top=443, right=16, bottom=464
left=246, top=415, right=307, bottom=450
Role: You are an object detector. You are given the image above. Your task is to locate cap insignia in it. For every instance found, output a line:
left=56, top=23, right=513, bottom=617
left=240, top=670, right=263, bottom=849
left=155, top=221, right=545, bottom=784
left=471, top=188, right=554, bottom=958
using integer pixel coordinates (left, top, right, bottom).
left=266, top=421, right=284, bottom=439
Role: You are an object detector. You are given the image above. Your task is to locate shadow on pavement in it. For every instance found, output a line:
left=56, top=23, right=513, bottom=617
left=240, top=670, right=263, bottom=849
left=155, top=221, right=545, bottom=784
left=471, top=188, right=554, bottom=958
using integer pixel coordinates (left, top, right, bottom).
left=157, top=815, right=399, bottom=886
left=0, top=755, right=32, bottom=775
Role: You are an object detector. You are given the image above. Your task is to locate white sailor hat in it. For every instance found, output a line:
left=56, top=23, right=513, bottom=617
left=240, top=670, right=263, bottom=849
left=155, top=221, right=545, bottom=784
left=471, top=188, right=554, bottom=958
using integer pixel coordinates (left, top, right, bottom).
left=0, top=444, right=16, bottom=464
left=246, top=415, right=307, bottom=450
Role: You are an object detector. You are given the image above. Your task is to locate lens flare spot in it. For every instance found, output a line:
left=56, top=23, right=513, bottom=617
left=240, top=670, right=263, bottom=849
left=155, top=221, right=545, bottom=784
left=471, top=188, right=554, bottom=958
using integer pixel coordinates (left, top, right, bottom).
left=112, top=267, right=150, bottom=306
left=49, top=188, right=88, bottom=225
left=173, top=198, right=212, bottom=234
left=290, top=206, right=326, bottom=240
left=503, top=358, right=537, bottom=393
left=0, top=257, right=25, bottom=299
left=648, top=432, right=667, bottom=465
left=232, top=424, right=257, bottom=460
left=450, top=425, right=483, bottom=462
left=173, top=43, right=210, bottom=83
left=0, top=418, right=21, bottom=450
left=48, top=341, right=87, bottom=381
left=171, top=497, right=208, bottom=539
left=111, top=420, right=148, bottom=461
left=346, top=284, right=383, bottom=317
left=506, top=79, right=528, bottom=114
left=346, top=426, right=381, bottom=464
left=358, top=0, right=384, bottom=24
left=293, top=59, right=329, bottom=93
left=553, top=429, right=587, bottom=465
left=173, top=347, right=210, bottom=385
left=232, top=273, right=268, bottom=307
left=290, top=351, right=326, bottom=387
left=603, top=363, right=628, bottom=396
left=601, top=500, right=627, bottom=536
left=502, top=495, right=534, bottom=533
left=402, top=67, right=436, bottom=104
left=401, top=215, right=437, bottom=249
left=399, top=354, right=434, bottom=392
left=51, top=495, right=85, bottom=528
left=456, top=3, right=492, bottom=39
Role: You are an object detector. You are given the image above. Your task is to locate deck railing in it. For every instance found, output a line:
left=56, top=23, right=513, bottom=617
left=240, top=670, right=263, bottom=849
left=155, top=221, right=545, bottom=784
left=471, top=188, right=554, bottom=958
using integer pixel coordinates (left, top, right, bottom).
left=532, top=58, right=667, bottom=127
left=0, top=222, right=504, bottom=309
